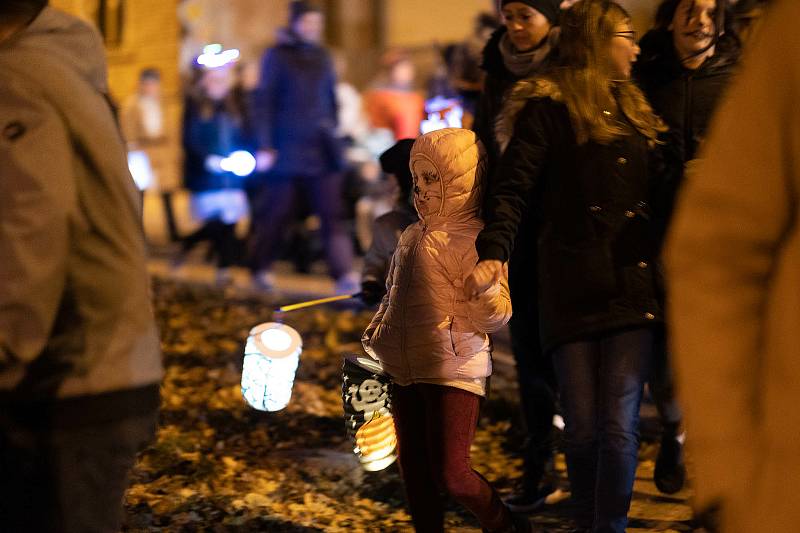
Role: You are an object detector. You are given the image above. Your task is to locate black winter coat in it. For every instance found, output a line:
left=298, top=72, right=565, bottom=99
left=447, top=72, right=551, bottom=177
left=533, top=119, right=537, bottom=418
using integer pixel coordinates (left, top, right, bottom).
left=476, top=92, right=666, bottom=354
left=252, top=30, right=342, bottom=178
left=634, top=30, right=740, bottom=163
left=473, top=27, right=520, bottom=166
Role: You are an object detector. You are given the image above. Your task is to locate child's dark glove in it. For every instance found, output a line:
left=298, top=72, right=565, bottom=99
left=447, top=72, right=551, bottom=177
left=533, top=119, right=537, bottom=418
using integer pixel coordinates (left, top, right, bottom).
left=360, top=280, right=385, bottom=306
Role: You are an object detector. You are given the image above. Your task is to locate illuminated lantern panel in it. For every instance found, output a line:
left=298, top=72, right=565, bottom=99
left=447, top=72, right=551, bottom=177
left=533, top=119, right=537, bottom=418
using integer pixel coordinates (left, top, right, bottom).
left=342, top=354, right=397, bottom=472
left=241, top=323, right=302, bottom=412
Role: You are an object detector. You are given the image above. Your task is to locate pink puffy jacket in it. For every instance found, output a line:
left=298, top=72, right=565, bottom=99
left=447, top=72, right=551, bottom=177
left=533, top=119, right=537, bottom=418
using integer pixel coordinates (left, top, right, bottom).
left=362, top=128, right=512, bottom=383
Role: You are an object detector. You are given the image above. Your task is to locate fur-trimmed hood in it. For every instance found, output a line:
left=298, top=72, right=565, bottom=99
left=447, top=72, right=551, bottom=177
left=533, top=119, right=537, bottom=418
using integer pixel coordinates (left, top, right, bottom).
left=494, top=77, right=562, bottom=154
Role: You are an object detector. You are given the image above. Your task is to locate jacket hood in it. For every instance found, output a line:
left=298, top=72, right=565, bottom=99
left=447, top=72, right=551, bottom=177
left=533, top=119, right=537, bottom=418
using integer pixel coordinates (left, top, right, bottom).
left=495, top=77, right=562, bottom=154
left=410, top=128, right=486, bottom=223
left=2, top=7, right=109, bottom=95
left=636, top=29, right=741, bottom=81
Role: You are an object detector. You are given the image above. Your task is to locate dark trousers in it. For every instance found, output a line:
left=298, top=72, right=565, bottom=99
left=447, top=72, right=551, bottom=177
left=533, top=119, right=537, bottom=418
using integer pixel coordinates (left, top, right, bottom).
left=552, top=327, right=653, bottom=533
left=650, top=329, right=682, bottom=434
left=182, top=218, right=239, bottom=268
left=508, top=233, right=557, bottom=487
left=248, top=173, right=354, bottom=279
left=392, top=384, right=509, bottom=533
left=0, top=411, right=157, bottom=533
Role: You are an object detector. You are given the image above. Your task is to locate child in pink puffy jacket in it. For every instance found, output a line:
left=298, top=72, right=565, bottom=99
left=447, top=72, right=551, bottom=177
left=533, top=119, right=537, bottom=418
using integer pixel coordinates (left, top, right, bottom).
left=362, top=128, right=526, bottom=532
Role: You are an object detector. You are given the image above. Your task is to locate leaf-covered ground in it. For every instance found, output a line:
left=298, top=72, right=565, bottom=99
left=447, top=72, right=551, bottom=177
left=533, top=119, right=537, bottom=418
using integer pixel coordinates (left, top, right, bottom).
left=123, top=278, right=695, bottom=532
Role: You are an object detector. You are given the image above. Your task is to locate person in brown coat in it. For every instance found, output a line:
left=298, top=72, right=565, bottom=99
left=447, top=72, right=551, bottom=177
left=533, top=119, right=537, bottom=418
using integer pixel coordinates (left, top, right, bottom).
left=665, top=0, right=800, bottom=531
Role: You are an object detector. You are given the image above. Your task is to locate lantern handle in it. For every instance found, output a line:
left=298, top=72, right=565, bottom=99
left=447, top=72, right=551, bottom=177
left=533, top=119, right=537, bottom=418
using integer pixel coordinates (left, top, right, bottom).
left=276, top=293, right=361, bottom=313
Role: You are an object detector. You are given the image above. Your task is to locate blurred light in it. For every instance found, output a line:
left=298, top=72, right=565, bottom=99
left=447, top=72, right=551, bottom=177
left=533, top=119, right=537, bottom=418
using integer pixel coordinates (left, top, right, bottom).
left=342, top=354, right=397, bottom=472
left=220, top=150, right=257, bottom=177
left=127, top=150, right=154, bottom=190
left=203, top=43, right=223, bottom=55
left=553, top=414, right=565, bottom=431
left=197, top=44, right=240, bottom=69
left=241, top=322, right=302, bottom=412
left=420, top=96, right=463, bottom=134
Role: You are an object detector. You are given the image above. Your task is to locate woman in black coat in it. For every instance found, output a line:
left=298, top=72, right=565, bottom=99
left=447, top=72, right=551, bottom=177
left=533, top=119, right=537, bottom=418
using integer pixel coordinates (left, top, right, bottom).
left=472, top=0, right=563, bottom=512
left=467, top=2, right=669, bottom=531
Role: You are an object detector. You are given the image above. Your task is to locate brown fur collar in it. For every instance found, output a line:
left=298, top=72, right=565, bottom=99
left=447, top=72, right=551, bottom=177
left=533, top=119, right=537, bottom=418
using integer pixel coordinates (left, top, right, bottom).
left=495, top=77, right=562, bottom=154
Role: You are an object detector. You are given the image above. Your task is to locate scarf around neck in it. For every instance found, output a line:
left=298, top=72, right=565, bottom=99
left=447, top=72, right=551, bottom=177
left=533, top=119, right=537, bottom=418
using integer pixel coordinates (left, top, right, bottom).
left=499, top=28, right=558, bottom=79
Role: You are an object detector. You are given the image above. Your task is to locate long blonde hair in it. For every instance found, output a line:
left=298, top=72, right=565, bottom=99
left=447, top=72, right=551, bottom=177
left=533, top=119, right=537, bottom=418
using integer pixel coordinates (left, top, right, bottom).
left=551, top=0, right=666, bottom=145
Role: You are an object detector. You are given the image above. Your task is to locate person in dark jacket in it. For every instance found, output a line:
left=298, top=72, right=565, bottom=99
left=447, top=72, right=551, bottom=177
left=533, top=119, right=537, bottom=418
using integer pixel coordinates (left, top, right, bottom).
left=180, top=59, right=255, bottom=283
left=360, top=139, right=417, bottom=306
left=634, top=0, right=740, bottom=495
left=0, top=3, right=163, bottom=530
left=466, top=2, right=669, bottom=530
left=472, top=0, right=563, bottom=513
left=249, top=0, right=357, bottom=293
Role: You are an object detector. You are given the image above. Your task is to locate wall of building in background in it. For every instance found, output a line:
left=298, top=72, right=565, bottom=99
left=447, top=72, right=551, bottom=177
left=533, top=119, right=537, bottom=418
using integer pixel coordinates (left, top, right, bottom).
left=383, top=0, right=657, bottom=46
left=48, top=0, right=660, bottom=101
left=50, top=0, right=183, bottom=191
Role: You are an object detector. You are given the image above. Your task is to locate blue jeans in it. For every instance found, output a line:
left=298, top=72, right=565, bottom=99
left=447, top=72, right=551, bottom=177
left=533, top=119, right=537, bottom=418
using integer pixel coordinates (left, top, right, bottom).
left=552, top=327, right=653, bottom=533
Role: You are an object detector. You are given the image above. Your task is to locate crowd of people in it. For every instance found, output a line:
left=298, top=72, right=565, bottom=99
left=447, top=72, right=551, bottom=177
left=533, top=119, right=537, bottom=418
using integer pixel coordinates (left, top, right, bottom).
left=0, top=0, right=794, bottom=532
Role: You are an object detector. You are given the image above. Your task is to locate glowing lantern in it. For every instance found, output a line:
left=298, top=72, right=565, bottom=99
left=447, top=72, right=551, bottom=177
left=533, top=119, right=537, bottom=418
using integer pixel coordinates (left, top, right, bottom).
left=220, top=150, right=257, bottom=177
left=241, top=322, right=302, bottom=412
left=127, top=150, right=154, bottom=190
left=342, top=354, right=397, bottom=472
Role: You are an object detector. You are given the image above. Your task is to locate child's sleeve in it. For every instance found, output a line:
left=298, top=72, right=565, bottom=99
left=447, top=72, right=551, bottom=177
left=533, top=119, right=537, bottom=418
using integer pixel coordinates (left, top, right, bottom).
left=465, top=263, right=512, bottom=334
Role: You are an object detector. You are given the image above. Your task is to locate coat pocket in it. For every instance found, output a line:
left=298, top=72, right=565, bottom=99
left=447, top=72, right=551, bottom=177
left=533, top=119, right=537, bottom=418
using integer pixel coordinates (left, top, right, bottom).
left=541, top=241, right=618, bottom=313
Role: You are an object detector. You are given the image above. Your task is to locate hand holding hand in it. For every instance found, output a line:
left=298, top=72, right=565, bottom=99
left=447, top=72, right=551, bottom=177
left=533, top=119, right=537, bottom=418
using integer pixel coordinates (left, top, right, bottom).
left=464, top=260, right=503, bottom=300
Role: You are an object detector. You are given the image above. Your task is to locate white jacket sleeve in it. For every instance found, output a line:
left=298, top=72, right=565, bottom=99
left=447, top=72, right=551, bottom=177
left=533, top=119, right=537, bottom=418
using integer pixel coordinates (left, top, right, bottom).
left=0, top=82, right=76, bottom=368
left=466, top=263, right=512, bottom=334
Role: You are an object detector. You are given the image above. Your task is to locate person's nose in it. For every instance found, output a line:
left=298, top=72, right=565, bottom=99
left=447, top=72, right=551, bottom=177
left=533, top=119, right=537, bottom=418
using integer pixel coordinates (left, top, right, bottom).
left=698, top=10, right=712, bottom=28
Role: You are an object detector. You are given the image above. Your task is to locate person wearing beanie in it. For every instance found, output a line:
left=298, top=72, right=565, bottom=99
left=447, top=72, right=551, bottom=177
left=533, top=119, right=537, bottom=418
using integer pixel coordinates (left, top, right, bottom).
left=249, top=0, right=359, bottom=293
left=360, top=139, right=417, bottom=306
left=468, top=1, right=669, bottom=530
left=472, top=0, right=563, bottom=514
left=500, top=0, right=561, bottom=26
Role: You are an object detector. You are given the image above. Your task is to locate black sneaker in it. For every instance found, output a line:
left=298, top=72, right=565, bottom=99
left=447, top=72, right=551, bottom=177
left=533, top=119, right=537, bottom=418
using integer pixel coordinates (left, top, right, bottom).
left=504, top=483, right=558, bottom=513
left=654, top=431, right=687, bottom=494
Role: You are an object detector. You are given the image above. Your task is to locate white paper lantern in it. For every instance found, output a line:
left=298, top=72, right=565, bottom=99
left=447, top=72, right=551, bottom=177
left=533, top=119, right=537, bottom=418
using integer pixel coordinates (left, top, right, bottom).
left=241, top=322, right=302, bottom=412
